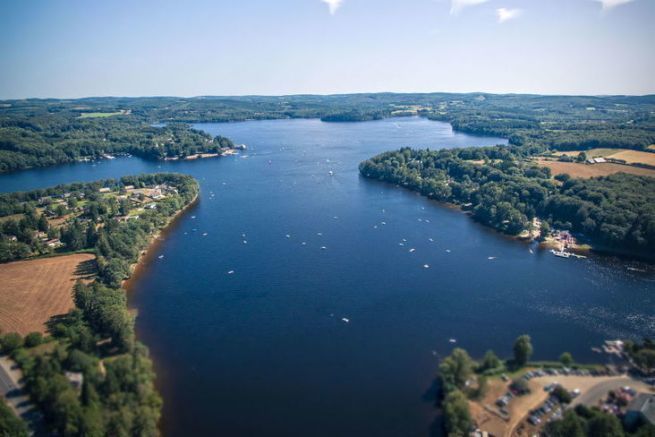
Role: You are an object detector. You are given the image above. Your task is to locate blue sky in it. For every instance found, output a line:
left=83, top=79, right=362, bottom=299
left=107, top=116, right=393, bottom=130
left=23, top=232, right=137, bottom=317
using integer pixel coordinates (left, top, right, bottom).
left=0, top=0, right=653, bottom=98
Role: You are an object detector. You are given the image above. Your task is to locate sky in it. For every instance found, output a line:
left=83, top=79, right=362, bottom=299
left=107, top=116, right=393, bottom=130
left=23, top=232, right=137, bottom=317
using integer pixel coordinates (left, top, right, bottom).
left=0, top=0, right=653, bottom=98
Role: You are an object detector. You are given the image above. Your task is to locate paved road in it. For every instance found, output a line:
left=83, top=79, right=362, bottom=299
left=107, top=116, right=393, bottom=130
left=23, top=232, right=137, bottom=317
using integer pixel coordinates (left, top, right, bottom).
left=0, top=355, right=44, bottom=435
left=571, top=376, right=652, bottom=408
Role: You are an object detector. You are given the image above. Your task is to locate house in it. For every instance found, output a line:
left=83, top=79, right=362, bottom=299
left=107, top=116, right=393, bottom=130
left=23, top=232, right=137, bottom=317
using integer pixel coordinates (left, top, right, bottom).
left=45, top=238, right=63, bottom=248
left=64, top=371, right=84, bottom=390
left=594, top=157, right=607, bottom=164
left=625, top=393, right=655, bottom=427
left=123, top=185, right=135, bottom=191
left=98, top=187, right=111, bottom=193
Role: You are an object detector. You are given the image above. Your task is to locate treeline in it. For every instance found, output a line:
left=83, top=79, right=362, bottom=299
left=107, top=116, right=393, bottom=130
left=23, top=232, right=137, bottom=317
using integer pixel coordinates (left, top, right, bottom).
left=321, top=110, right=388, bottom=122
left=0, top=174, right=198, bottom=436
left=3, top=93, right=654, bottom=172
left=360, top=147, right=655, bottom=257
left=426, top=93, right=655, bottom=152
left=0, top=104, right=235, bottom=172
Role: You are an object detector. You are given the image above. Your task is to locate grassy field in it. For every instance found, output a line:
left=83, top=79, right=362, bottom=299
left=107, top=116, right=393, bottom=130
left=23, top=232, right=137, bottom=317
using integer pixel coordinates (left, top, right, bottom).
left=551, top=148, right=623, bottom=158
left=550, top=148, right=655, bottom=166
left=605, top=149, right=655, bottom=166
left=79, top=110, right=128, bottom=118
left=0, top=253, right=95, bottom=335
left=535, top=159, right=655, bottom=179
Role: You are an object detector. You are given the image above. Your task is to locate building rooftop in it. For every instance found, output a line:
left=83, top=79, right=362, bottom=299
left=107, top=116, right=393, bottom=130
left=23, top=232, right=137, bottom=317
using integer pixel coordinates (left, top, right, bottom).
left=628, top=393, right=655, bottom=425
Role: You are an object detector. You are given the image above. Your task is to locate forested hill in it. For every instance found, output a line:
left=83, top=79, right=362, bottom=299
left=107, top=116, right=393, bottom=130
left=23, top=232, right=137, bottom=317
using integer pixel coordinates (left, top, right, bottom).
left=0, top=105, right=235, bottom=172
left=359, top=147, right=655, bottom=257
left=2, top=93, right=655, bottom=172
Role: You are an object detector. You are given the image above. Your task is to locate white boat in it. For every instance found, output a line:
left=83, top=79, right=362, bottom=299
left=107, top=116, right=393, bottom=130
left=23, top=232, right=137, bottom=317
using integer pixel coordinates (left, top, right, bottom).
left=158, top=255, right=164, bottom=259
left=341, top=317, right=350, bottom=323
left=551, top=250, right=571, bottom=258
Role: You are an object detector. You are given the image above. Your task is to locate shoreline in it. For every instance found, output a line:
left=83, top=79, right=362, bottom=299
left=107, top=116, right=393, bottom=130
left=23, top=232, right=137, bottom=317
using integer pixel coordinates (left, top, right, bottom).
left=123, top=192, right=199, bottom=292
left=364, top=177, right=654, bottom=263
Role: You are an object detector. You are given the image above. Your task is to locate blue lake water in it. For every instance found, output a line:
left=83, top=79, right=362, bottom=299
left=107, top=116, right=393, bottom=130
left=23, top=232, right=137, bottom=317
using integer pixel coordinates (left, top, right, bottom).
left=1, top=117, right=654, bottom=436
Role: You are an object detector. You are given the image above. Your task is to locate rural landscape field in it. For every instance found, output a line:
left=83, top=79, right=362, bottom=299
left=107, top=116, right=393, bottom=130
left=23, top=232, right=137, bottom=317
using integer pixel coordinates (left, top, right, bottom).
left=0, top=254, right=95, bottom=335
left=1, top=1, right=654, bottom=436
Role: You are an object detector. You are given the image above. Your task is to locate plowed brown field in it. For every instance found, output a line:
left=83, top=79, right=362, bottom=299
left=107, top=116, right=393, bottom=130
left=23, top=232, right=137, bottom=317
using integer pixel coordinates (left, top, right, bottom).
left=0, top=254, right=95, bottom=335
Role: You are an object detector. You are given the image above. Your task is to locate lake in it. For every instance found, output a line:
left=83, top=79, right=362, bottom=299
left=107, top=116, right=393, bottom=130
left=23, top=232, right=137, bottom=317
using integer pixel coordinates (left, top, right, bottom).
left=1, top=117, right=654, bottom=436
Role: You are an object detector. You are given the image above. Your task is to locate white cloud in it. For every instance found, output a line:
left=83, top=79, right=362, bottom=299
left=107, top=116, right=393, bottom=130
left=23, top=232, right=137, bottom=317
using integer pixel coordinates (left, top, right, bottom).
left=322, top=0, right=344, bottom=15
left=595, top=0, right=634, bottom=10
left=450, top=0, right=489, bottom=15
left=496, top=7, right=522, bottom=23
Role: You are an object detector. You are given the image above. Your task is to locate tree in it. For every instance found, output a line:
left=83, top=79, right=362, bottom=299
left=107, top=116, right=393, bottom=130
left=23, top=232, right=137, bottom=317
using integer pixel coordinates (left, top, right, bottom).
left=576, top=152, right=587, bottom=163
left=0, top=333, right=23, bottom=354
left=544, top=410, right=585, bottom=437
left=479, top=350, right=502, bottom=372
left=513, top=335, right=533, bottom=367
left=439, top=348, right=475, bottom=392
left=587, top=413, right=623, bottom=437
left=559, top=352, right=573, bottom=367
left=0, top=401, right=28, bottom=437
left=24, top=332, right=43, bottom=348
left=443, top=390, right=472, bottom=437
left=552, top=385, right=572, bottom=404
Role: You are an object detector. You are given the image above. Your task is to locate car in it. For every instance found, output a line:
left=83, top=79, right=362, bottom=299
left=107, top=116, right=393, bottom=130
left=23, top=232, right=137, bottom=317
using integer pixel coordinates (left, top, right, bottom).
left=528, top=415, right=541, bottom=426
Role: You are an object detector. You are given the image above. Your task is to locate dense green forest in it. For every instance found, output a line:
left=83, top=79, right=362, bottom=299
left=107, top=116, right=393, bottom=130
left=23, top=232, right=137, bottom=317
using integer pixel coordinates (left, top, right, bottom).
left=2, top=93, right=654, bottom=172
left=0, top=174, right=198, bottom=436
left=360, top=147, right=655, bottom=257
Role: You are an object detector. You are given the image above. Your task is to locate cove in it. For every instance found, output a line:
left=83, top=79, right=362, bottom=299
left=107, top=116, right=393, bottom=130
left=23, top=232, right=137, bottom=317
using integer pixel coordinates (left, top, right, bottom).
left=1, top=117, right=653, bottom=436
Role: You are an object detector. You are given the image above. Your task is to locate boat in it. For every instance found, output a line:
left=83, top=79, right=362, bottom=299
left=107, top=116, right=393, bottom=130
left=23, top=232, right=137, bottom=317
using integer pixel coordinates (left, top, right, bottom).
left=551, top=249, right=571, bottom=258
left=158, top=255, right=164, bottom=259
left=341, top=317, right=350, bottom=323
left=328, top=170, right=334, bottom=176
left=449, top=338, right=457, bottom=344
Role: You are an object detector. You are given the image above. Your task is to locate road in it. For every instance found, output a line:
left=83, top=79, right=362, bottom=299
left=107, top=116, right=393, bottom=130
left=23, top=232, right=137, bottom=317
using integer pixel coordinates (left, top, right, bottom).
left=571, top=376, right=653, bottom=408
left=0, top=355, right=44, bottom=435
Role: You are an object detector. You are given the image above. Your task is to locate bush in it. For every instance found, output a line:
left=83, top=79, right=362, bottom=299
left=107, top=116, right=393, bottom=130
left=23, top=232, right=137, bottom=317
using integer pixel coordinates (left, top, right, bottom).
left=0, top=333, right=23, bottom=354
left=559, top=352, right=573, bottom=367
left=552, top=385, right=572, bottom=404
left=24, top=332, right=44, bottom=348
